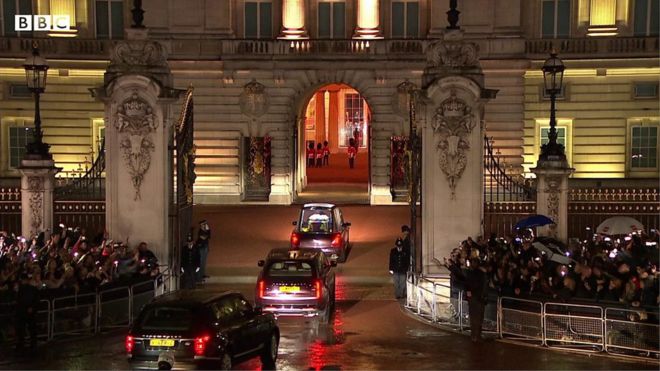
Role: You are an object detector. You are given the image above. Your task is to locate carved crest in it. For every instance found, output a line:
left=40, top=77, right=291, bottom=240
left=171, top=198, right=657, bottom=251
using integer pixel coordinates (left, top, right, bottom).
left=115, top=91, right=158, bottom=200
left=544, top=176, right=562, bottom=238
left=110, top=40, right=168, bottom=69
left=426, top=40, right=479, bottom=68
left=239, top=80, right=269, bottom=119
left=27, top=177, right=43, bottom=237
left=432, top=91, right=476, bottom=199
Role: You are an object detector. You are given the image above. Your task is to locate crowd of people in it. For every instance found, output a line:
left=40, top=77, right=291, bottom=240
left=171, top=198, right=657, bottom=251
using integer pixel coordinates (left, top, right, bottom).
left=0, top=225, right=160, bottom=301
left=444, top=230, right=660, bottom=309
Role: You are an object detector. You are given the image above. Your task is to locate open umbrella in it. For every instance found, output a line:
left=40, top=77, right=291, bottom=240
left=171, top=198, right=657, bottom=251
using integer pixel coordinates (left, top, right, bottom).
left=596, top=216, right=644, bottom=236
left=532, top=241, right=572, bottom=265
left=514, top=214, right=555, bottom=230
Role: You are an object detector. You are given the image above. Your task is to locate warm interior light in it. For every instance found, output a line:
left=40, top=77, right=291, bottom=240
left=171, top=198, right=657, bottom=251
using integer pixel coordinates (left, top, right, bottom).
left=590, top=0, right=616, bottom=26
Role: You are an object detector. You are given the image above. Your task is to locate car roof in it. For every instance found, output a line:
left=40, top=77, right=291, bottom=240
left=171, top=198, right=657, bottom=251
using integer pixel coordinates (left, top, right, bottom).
left=149, top=290, right=239, bottom=308
left=303, top=203, right=335, bottom=209
left=267, top=248, right=321, bottom=261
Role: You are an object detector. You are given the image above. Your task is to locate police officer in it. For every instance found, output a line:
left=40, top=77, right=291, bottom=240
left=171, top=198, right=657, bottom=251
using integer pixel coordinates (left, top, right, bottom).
left=196, top=220, right=211, bottom=283
left=15, top=273, right=40, bottom=351
left=389, top=238, right=410, bottom=300
left=465, top=258, right=488, bottom=342
left=180, top=234, right=200, bottom=290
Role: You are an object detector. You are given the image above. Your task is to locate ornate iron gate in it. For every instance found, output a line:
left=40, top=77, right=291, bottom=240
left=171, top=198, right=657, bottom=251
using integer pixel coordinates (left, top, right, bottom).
left=171, top=87, right=196, bottom=282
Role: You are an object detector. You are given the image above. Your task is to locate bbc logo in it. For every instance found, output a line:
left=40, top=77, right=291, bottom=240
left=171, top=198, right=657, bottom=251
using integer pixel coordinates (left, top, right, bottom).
left=15, top=15, right=71, bottom=31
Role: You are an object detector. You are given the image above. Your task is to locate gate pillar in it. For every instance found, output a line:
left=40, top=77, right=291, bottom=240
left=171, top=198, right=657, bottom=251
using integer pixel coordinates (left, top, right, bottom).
left=93, top=28, right=179, bottom=263
left=419, top=30, right=497, bottom=274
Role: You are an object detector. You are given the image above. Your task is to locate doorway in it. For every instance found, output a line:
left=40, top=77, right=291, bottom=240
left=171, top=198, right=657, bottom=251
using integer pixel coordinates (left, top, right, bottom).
left=295, top=83, right=371, bottom=204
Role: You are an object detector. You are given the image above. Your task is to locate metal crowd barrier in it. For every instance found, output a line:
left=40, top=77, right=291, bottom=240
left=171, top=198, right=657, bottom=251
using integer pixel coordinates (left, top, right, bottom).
left=544, top=302, right=604, bottom=352
left=98, top=286, right=131, bottom=331
left=51, top=292, right=97, bottom=338
left=1, top=275, right=168, bottom=345
left=499, top=296, right=544, bottom=344
left=605, top=307, right=660, bottom=358
left=406, top=274, right=660, bottom=360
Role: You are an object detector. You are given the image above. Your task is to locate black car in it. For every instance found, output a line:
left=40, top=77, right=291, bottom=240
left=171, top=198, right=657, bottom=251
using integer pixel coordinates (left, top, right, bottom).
left=290, top=203, right=351, bottom=262
left=127, top=290, right=279, bottom=370
left=255, top=248, right=336, bottom=323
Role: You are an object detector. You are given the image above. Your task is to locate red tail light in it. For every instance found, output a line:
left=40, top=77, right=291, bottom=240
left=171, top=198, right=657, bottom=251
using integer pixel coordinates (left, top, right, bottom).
left=314, top=280, right=322, bottom=300
left=194, top=335, right=211, bottom=356
left=125, top=335, right=134, bottom=353
left=258, top=279, right=265, bottom=298
left=290, top=232, right=300, bottom=247
left=331, top=233, right=343, bottom=248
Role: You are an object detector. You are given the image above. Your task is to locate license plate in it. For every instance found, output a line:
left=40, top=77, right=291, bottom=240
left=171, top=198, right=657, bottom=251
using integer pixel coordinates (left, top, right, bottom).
left=150, top=339, right=175, bottom=347
left=279, top=286, right=300, bottom=293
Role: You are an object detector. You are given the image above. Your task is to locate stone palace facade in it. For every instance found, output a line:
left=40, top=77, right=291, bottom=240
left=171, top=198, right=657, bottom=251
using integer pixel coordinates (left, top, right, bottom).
left=0, top=0, right=657, bottom=205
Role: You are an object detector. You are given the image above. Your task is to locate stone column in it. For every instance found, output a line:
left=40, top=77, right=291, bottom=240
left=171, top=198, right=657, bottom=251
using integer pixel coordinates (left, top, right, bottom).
left=420, top=31, right=497, bottom=274
left=354, top=0, right=382, bottom=39
left=280, top=0, right=308, bottom=39
left=94, top=28, right=178, bottom=263
left=532, top=161, right=574, bottom=241
left=19, top=159, right=58, bottom=238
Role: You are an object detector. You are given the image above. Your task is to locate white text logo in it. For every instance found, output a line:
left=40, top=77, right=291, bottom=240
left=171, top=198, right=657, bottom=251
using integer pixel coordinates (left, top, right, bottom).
left=15, top=15, right=71, bottom=31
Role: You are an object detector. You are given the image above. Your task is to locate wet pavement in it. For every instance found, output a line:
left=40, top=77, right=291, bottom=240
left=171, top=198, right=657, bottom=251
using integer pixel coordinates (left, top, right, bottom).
left=0, top=281, right=655, bottom=370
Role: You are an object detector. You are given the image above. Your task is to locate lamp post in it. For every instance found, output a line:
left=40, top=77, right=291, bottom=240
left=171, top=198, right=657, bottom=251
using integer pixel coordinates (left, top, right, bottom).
left=540, top=52, right=566, bottom=161
left=408, top=90, right=421, bottom=274
left=23, top=44, right=50, bottom=159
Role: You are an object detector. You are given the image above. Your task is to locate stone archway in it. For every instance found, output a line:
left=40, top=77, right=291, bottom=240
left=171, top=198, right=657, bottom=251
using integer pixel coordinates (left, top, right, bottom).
left=291, top=82, right=376, bottom=204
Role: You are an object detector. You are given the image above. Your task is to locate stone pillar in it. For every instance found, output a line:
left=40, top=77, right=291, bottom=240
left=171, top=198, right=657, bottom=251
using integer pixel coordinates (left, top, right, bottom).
left=93, top=29, right=178, bottom=263
left=19, top=159, right=58, bottom=238
left=280, top=0, right=308, bottom=39
left=420, top=31, right=497, bottom=274
left=354, top=0, right=382, bottom=39
left=532, top=161, right=574, bottom=241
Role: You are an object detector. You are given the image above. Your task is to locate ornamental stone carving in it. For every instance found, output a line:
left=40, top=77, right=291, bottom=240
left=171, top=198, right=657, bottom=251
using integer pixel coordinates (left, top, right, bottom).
left=392, top=81, right=417, bottom=118
left=544, top=175, right=562, bottom=237
left=239, top=80, right=269, bottom=119
left=426, top=39, right=479, bottom=68
left=109, top=40, right=168, bottom=70
left=115, top=91, right=158, bottom=200
left=27, top=176, right=43, bottom=235
left=431, top=91, right=476, bottom=199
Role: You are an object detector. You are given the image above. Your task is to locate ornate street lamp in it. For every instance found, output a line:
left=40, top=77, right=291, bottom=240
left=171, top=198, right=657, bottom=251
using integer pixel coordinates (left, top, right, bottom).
left=23, top=43, right=51, bottom=159
left=540, top=52, right=566, bottom=161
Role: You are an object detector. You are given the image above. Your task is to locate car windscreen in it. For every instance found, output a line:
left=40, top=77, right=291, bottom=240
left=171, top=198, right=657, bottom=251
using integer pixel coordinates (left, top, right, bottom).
left=266, top=260, right=314, bottom=277
left=299, top=208, right=333, bottom=233
left=138, top=306, right=194, bottom=331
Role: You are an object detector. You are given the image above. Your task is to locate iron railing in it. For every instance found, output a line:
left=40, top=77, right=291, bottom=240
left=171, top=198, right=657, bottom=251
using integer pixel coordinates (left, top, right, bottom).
left=406, top=273, right=659, bottom=360
left=55, top=138, right=105, bottom=201
left=484, top=136, right=535, bottom=202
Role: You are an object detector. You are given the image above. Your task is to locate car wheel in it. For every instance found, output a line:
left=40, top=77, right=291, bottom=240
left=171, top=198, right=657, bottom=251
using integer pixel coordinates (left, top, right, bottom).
left=260, top=332, right=279, bottom=368
left=318, top=305, right=331, bottom=324
left=219, top=353, right=232, bottom=370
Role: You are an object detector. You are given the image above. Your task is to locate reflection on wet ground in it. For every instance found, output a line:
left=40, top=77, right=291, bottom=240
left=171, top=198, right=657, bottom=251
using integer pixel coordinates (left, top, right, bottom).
left=0, top=283, right=656, bottom=370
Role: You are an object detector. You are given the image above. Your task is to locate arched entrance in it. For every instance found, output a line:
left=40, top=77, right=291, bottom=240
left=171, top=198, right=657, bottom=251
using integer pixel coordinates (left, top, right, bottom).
left=294, top=83, right=371, bottom=203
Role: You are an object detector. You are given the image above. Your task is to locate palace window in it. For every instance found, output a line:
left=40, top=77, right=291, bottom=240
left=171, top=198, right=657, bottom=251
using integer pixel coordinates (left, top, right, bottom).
left=541, top=127, right=567, bottom=149
left=541, top=0, right=571, bottom=38
left=318, top=0, right=345, bottom=38
left=391, top=0, right=419, bottom=38
left=633, top=0, right=659, bottom=36
left=633, top=82, right=659, bottom=99
left=245, top=0, right=272, bottom=38
left=95, top=0, right=124, bottom=39
left=8, top=126, right=33, bottom=169
left=1, top=0, right=32, bottom=36
left=630, top=125, right=658, bottom=169
left=531, top=119, right=573, bottom=167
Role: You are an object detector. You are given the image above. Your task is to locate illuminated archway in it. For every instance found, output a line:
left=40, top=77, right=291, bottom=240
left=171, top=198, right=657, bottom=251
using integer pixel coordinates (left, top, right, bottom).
left=295, top=83, right=371, bottom=202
